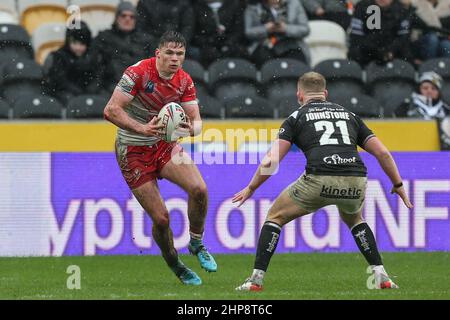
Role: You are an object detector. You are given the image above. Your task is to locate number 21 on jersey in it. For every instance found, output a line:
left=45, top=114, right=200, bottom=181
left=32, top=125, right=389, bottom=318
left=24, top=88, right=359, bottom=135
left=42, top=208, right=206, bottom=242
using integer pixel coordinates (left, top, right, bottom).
left=314, top=120, right=351, bottom=145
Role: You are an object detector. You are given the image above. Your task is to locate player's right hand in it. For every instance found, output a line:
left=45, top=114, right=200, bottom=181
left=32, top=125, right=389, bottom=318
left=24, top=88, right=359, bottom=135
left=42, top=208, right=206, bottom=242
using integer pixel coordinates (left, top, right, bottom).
left=391, top=186, right=413, bottom=209
left=142, top=117, right=165, bottom=137
left=232, top=186, right=255, bottom=208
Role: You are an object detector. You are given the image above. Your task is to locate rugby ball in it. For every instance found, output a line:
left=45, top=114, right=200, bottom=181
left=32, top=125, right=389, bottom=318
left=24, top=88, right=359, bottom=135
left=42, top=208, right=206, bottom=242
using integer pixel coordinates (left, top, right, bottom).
left=157, top=102, right=188, bottom=142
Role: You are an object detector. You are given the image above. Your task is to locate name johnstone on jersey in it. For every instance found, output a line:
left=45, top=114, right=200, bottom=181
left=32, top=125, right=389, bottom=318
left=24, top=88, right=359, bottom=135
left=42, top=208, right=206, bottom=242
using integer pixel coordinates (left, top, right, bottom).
left=305, top=110, right=350, bottom=122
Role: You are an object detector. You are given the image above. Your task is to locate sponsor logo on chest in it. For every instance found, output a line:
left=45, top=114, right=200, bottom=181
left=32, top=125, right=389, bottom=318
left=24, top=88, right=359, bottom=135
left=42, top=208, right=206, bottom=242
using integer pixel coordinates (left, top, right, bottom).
left=323, top=154, right=357, bottom=165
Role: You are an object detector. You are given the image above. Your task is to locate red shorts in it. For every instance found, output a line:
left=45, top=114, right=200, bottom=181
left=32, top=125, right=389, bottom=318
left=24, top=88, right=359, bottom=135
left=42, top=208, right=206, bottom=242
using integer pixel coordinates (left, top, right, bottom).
left=115, top=140, right=182, bottom=189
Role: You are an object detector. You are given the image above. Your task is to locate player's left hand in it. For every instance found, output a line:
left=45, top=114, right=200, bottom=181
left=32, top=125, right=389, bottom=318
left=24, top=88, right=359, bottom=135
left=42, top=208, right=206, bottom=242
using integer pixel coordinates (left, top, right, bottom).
left=390, top=185, right=413, bottom=209
left=232, top=186, right=255, bottom=207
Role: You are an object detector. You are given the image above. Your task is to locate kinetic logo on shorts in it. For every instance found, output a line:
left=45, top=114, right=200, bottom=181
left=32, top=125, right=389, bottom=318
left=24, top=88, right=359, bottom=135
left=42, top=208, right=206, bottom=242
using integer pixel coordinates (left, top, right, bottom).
left=320, top=185, right=362, bottom=199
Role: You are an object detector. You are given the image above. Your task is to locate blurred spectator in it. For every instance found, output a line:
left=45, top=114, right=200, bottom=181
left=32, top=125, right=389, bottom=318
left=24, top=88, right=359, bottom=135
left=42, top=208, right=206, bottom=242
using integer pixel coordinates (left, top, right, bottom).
left=136, top=0, right=194, bottom=54
left=244, top=0, right=310, bottom=67
left=191, top=0, right=248, bottom=66
left=349, top=0, right=413, bottom=66
left=410, top=0, right=450, bottom=60
left=302, top=0, right=352, bottom=30
left=43, top=21, right=101, bottom=104
left=92, top=1, right=153, bottom=93
left=395, top=71, right=450, bottom=119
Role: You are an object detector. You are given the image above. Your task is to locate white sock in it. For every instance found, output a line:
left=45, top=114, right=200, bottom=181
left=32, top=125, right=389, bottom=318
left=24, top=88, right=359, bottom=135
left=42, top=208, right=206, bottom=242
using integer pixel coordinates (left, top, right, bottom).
left=371, top=265, right=387, bottom=275
left=251, top=269, right=265, bottom=285
left=189, top=231, right=203, bottom=242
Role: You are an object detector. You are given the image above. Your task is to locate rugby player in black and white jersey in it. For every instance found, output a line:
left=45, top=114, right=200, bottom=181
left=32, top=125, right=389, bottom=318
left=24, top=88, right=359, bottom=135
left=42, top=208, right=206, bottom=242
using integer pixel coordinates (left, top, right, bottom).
left=233, top=72, right=413, bottom=291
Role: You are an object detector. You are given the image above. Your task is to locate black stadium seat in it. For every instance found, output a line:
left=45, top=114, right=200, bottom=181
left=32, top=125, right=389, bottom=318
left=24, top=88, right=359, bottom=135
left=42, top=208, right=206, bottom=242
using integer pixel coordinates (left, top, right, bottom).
left=0, top=99, right=10, bottom=118
left=182, top=59, right=206, bottom=85
left=12, top=94, right=63, bottom=119
left=66, top=95, right=109, bottom=119
left=198, top=95, right=223, bottom=119
left=225, top=96, right=273, bottom=118
left=260, top=58, right=310, bottom=104
left=418, top=58, right=450, bottom=104
left=366, top=59, right=416, bottom=116
left=0, top=24, right=34, bottom=63
left=195, top=82, right=209, bottom=103
left=1, top=59, right=43, bottom=104
left=277, top=95, right=300, bottom=118
left=418, top=58, right=450, bottom=77
left=208, top=58, right=259, bottom=101
left=314, top=59, right=364, bottom=97
left=332, top=93, right=383, bottom=118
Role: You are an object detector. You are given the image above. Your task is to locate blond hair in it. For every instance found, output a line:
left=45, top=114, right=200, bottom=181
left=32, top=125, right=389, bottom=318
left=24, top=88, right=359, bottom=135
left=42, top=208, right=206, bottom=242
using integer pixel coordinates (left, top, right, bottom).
left=298, top=72, right=326, bottom=93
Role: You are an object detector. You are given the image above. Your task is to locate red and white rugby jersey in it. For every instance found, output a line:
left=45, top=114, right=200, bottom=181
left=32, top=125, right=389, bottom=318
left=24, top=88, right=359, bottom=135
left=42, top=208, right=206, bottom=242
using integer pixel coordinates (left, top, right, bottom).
left=116, top=57, right=197, bottom=145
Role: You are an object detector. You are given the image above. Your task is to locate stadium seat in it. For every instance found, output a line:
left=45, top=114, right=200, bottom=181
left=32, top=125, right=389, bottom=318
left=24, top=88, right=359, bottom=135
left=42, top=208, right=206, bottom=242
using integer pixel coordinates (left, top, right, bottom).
left=1, top=59, right=43, bottom=104
left=0, top=0, right=19, bottom=24
left=332, top=93, right=383, bottom=118
left=183, top=59, right=206, bottom=85
left=418, top=58, right=450, bottom=104
left=66, top=94, right=109, bottom=119
left=208, top=58, right=260, bottom=101
left=366, top=60, right=416, bottom=116
left=314, top=59, right=365, bottom=97
left=418, top=58, right=450, bottom=77
left=69, top=0, right=120, bottom=37
left=183, top=59, right=209, bottom=101
left=225, top=96, right=273, bottom=118
left=260, top=58, right=310, bottom=104
left=32, top=22, right=65, bottom=65
left=195, top=83, right=209, bottom=104
left=12, top=94, right=63, bottom=119
left=304, top=20, right=348, bottom=66
left=0, top=99, right=11, bottom=118
left=0, top=24, right=34, bottom=63
left=277, top=95, right=300, bottom=119
left=198, top=95, right=224, bottom=119
left=18, top=0, right=68, bottom=35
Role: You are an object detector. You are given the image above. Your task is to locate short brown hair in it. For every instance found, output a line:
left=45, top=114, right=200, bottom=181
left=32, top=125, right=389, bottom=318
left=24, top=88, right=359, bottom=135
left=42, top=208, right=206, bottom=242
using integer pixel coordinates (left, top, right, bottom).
left=298, top=72, right=326, bottom=93
left=158, top=30, right=186, bottom=49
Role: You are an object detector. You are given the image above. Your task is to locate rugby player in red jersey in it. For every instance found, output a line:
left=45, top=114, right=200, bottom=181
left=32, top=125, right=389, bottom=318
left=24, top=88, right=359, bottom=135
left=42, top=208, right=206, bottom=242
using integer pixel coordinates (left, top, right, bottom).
left=104, top=31, right=216, bottom=285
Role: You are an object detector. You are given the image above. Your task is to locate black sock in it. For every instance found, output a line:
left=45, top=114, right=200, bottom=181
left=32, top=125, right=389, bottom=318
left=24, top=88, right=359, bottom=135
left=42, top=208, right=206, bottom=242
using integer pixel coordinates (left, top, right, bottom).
left=254, top=221, right=282, bottom=272
left=351, top=222, right=383, bottom=266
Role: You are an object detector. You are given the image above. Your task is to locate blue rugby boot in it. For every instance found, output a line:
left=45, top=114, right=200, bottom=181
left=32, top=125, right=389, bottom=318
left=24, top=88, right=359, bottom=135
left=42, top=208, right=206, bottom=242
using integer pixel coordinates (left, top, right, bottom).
left=171, top=260, right=202, bottom=285
left=188, top=240, right=218, bottom=272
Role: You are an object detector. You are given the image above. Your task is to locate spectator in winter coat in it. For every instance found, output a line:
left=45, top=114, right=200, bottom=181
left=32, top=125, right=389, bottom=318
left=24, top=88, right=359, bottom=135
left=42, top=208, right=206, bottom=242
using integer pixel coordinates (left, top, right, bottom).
left=92, top=1, right=153, bottom=93
left=136, top=0, right=194, bottom=54
left=395, top=71, right=450, bottom=119
left=191, top=0, right=248, bottom=66
left=245, top=0, right=311, bottom=67
left=302, top=0, right=353, bottom=29
left=349, top=0, right=413, bottom=66
left=43, top=21, right=102, bottom=104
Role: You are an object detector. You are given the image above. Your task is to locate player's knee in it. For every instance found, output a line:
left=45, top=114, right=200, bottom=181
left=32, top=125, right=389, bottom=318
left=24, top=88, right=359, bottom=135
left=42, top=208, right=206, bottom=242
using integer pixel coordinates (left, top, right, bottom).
left=189, top=183, right=208, bottom=202
left=266, top=210, right=286, bottom=226
left=153, top=212, right=170, bottom=229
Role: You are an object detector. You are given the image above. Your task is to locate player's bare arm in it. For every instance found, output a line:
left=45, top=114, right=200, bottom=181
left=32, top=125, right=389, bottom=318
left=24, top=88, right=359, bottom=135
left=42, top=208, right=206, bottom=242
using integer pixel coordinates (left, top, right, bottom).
left=363, top=136, right=413, bottom=209
left=177, top=102, right=202, bottom=137
left=104, top=88, right=164, bottom=137
left=232, top=139, right=292, bottom=207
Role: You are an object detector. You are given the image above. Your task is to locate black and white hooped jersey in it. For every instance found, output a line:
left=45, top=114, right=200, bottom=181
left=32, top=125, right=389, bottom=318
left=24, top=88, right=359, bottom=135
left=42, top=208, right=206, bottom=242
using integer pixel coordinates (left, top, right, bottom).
left=278, top=100, right=375, bottom=177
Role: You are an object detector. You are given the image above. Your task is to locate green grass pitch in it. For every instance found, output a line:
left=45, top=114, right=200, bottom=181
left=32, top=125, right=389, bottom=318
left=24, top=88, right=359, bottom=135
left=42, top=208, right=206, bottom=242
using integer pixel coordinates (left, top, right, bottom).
left=1, top=252, right=448, bottom=300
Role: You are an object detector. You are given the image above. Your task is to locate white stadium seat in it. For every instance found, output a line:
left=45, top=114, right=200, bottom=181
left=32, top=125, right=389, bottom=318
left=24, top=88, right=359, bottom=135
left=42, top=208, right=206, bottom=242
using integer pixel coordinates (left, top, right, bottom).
left=305, top=20, right=348, bottom=67
left=32, top=22, right=65, bottom=64
left=69, top=0, right=121, bottom=37
left=0, top=0, right=19, bottom=24
left=18, top=0, right=68, bottom=35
